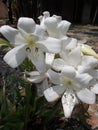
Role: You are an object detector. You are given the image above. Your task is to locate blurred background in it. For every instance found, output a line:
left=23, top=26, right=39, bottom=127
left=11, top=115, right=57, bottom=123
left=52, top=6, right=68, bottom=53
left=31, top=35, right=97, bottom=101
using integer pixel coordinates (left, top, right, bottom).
left=0, top=0, right=98, bottom=25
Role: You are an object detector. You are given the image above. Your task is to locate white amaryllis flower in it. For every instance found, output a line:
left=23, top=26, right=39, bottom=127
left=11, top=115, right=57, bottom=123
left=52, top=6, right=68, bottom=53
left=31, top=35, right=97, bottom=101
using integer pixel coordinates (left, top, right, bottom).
left=26, top=51, right=56, bottom=95
left=44, top=66, right=95, bottom=118
left=0, top=17, right=61, bottom=68
left=38, top=11, right=71, bottom=39
left=52, top=46, right=98, bottom=73
left=39, top=11, right=79, bottom=53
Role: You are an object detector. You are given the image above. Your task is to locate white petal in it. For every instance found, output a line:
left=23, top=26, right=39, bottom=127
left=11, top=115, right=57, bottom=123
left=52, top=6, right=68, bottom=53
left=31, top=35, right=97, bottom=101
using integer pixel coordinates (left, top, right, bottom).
left=38, top=11, right=50, bottom=29
left=57, top=20, right=71, bottom=36
left=82, top=56, right=98, bottom=69
left=90, top=69, right=98, bottom=79
left=34, top=24, right=48, bottom=39
left=0, top=25, right=18, bottom=44
left=18, top=17, right=36, bottom=33
left=61, top=66, right=76, bottom=78
left=53, top=85, right=66, bottom=95
left=53, top=15, right=62, bottom=23
left=45, top=53, right=55, bottom=66
left=65, top=38, right=77, bottom=50
left=36, top=79, right=49, bottom=96
left=44, top=17, right=58, bottom=37
left=41, top=79, right=49, bottom=90
left=3, top=45, right=27, bottom=68
left=60, top=50, right=69, bottom=62
left=14, top=33, right=27, bottom=46
left=44, top=16, right=57, bottom=29
left=37, top=37, right=61, bottom=53
left=62, top=91, right=78, bottom=118
left=78, top=39, right=87, bottom=44
left=78, top=65, right=91, bottom=73
left=52, top=58, right=66, bottom=71
left=27, top=71, right=45, bottom=83
left=28, top=48, right=46, bottom=73
left=77, top=88, right=96, bottom=104
left=75, top=73, right=93, bottom=87
left=44, top=87, right=61, bottom=102
left=68, top=46, right=82, bottom=67
left=91, top=83, right=98, bottom=94
left=47, top=69, right=60, bottom=84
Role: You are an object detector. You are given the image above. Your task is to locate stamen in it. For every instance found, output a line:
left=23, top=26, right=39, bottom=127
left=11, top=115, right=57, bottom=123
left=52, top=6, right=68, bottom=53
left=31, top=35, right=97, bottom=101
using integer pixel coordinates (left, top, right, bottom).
left=26, top=47, right=31, bottom=52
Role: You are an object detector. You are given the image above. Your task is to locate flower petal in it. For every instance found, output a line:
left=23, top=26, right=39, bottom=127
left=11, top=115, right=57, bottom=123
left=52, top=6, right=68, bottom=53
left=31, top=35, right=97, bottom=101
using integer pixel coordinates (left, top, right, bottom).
left=38, top=11, right=50, bottom=28
left=44, top=17, right=58, bottom=37
left=14, top=32, right=27, bottom=46
left=62, top=91, right=78, bottom=118
left=52, top=58, right=66, bottom=71
left=45, top=53, right=55, bottom=67
left=57, top=20, right=71, bottom=37
left=89, top=69, right=98, bottom=79
left=77, top=88, right=96, bottom=104
left=91, top=83, right=98, bottom=94
left=37, top=37, right=61, bottom=53
left=65, top=38, right=77, bottom=50
left=28, top=48, right=46, bottom=73
left=47, top=69, right=60, bottom=84
left=82, top=56, right=98, bottom=69
left=27, top=71, right=45, bottom=83
left=3, top=45, right=27, bottom=68
left=0, top=25, right=19, bottom=44
left=34, top=24, right=48, bottom=39
left=75, top=73, right=93, bottom=87
left=68, top=46, right=82, bottom=67
left=61, top=66, right=76, bottom=78
left=44, top=86, right=61, bottom=102
left=18, top=17, right=36, bottom=33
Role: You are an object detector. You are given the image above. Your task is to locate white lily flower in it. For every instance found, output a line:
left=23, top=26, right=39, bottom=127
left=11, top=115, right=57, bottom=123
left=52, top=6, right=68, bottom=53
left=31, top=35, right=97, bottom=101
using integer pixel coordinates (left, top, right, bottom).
left=52, top=46, right=98, bottom=73
left=39, top=11, right=71, bottom=39
left=26, top=46, right=56, bottom=84
left=44, top=65, right=94, bottom=117
left=39, top=11, right=79, bottom=54
left=53, top=46, right=82, bottom=71
left=0, top=17, right=61, bottom=68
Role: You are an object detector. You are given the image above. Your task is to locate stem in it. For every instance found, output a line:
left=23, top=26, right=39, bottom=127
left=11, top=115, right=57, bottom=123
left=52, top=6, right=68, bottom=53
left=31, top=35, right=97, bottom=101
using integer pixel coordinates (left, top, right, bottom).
left=24, top=85, right=30, bottom=130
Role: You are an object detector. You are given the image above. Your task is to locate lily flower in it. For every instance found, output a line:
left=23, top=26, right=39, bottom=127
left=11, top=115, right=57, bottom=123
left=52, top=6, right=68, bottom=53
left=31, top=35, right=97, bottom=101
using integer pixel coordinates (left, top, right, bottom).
left=38, top=11, right=71, bottom=39
left=52, top=46, right=98, bottom=73
left=0, top=17, right=61, bottom=68
left=39, top=11, right=80, bottom=54
left=44, top=65, right=94, bottom=117
left=26, top=51, right=56, bottom=95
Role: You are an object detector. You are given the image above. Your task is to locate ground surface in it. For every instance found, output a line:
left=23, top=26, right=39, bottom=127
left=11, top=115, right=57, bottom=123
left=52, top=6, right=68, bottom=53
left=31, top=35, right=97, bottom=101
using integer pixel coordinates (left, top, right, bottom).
left=0, top=20, right=98, bottom=129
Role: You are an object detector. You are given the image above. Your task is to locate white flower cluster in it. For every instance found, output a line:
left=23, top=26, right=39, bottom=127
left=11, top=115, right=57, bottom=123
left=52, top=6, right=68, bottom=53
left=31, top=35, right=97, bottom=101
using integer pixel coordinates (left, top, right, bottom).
left=1, top=11, right=98, bottom=118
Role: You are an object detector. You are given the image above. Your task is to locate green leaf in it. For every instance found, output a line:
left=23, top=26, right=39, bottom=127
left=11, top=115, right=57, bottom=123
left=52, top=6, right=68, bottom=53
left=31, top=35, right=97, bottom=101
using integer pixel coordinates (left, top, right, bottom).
left=35, top=96, right=46, bottom=114
left=1, top=84, right=9, bottom=118
left=0, top=38, right=12, bottom=48
left=0, top=125, right=4, bottom=129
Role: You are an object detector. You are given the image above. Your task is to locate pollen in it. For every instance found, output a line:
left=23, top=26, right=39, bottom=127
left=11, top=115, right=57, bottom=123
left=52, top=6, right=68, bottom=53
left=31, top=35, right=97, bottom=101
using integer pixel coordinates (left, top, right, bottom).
left=28, top=39, right=35, bottom=45
left=67, top=80, right=72, bottom=86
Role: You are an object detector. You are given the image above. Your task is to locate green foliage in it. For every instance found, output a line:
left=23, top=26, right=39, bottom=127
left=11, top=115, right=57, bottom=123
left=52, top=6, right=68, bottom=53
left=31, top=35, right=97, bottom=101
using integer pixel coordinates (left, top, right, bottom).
left=19, top=58, right=35, bottom=71
left=0, top=75, right=63, bottom=130
left=0, top=38, right=12, bottom=48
